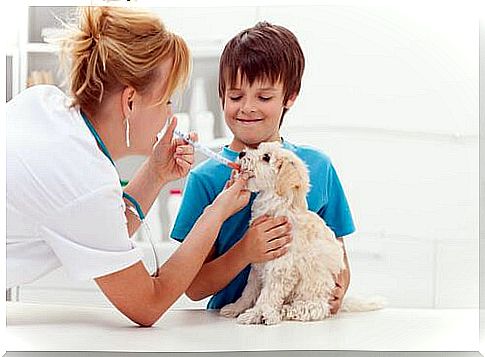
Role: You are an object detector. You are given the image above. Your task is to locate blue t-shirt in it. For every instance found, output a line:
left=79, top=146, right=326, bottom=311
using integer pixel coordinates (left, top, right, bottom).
left=170, top=140, right=355, bottom=309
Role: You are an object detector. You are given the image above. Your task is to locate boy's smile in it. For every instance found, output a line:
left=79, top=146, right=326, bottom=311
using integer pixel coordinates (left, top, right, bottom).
left=236, top=118, right=263, bottom=124
left=224, top=77, right=296, bottom=152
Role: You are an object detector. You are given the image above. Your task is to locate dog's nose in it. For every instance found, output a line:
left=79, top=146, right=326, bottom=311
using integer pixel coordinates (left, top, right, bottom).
left=238, top=151, right=246, bottom=159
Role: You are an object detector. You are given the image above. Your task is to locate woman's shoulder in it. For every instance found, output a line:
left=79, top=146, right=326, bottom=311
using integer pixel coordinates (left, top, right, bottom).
left=8, top=85, right=67, bottom=105
left=7, top=86, right=119, bottom=203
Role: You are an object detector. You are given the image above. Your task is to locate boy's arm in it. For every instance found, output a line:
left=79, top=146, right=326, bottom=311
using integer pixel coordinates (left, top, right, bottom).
left=319, top=160, right=354, bottom=314
left=186, top=215, right=292, bottom=301
left=330, top=237, right=351, bottom=314
left=185, top=238, right=249, bottom=301
left=171, top=171, right=250, bottom=300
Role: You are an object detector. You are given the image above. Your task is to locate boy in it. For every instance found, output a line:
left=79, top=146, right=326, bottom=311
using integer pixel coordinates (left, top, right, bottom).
left=171, top=22, right=355, bottom=314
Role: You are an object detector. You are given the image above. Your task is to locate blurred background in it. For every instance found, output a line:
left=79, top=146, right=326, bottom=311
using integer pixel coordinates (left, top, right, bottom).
left=5, top=3, right=478, bottom=310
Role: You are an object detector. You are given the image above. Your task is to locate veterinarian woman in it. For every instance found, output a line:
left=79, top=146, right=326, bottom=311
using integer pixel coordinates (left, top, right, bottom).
left=6, top=7, right=250, bottom=327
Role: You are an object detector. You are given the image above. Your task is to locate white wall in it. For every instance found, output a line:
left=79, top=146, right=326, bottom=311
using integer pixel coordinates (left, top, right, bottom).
left=271, top=3, right=479, bottom=308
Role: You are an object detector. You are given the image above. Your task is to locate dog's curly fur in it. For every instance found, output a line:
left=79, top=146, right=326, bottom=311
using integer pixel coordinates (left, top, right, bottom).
left=220, top=142, right=383, bottom=325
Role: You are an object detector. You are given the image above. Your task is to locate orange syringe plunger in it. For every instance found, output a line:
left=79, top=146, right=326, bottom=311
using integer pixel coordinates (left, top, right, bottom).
left=228, top=162, right=241, bottom=171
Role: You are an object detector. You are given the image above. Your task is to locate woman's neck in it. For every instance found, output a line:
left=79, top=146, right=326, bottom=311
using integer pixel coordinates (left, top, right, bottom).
left=83, top=103, right=126, bottom=161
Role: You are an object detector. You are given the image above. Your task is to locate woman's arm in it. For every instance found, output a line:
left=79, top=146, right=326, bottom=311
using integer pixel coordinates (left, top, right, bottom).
left=123, top=117, right=194, bottom=237
left=95, top=175, right=250, bottom=327
left=122, top=158, right=168, bottom=237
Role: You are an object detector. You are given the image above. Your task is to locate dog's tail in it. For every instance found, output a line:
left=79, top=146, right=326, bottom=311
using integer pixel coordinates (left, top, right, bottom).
left=340, top=295, right=387, bottom=313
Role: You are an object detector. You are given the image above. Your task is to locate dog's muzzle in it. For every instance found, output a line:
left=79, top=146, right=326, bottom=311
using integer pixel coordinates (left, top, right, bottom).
left=236, top=155, right=254, bottom=177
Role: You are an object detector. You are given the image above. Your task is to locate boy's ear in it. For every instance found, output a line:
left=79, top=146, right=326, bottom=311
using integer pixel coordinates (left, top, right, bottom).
left=284, top=93, right=298, bottom=109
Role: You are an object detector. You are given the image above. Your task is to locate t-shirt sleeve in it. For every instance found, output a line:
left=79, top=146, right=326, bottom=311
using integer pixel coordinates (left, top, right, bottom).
left=319, top=163, right=355, bottom=238
left=170, top=172, right=213, bottom=242
left=41, top=185, right=143, bottom=281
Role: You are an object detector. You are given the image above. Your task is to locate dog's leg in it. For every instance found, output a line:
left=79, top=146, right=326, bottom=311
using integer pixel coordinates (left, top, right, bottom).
left=282, top=262, right=336, bottom=322
left=220, top=266, right=262, bottom=318
left=237, top=266, right=298, bottom=325
left=282, top=300, right=332, bottom=321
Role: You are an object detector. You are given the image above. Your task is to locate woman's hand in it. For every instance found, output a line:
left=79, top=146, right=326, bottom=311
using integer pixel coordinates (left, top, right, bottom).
left=149, top=116, right=197, bottom=183
left=209, top=171, right=251, bottom=220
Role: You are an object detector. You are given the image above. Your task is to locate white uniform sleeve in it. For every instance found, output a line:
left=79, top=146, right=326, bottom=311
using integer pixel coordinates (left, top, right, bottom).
left=40, top=184, right=143, bottom=281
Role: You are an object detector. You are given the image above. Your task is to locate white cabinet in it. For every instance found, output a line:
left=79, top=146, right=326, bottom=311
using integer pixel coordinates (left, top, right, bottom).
left=19, top=7, right=77, bottom=92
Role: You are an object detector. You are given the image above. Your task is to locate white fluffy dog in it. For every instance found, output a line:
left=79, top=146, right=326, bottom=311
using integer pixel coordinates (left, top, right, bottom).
left=220, top=142, right=383, bottom=325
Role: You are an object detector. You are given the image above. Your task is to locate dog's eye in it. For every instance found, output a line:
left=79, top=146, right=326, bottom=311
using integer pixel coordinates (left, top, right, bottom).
left=262, top=153, right=271, bottom=162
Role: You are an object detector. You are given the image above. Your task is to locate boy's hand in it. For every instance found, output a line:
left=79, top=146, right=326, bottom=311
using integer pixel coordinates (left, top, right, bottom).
left=240, top=215, right=293, bottom=264
left=210, top=173, right=251, bottom=220
left=330, top=267, right=350, bottom=314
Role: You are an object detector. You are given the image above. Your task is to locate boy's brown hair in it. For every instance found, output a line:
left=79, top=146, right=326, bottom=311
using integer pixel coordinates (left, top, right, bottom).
left=218, top=22, right=305, bottom=126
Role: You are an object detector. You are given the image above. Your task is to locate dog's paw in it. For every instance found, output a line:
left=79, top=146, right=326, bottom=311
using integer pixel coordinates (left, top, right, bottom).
left=281, top=304, right=298, bottom=320
left=220, top=303, right=244, bottom=318
left=282, top=301, right=331, bottom=321
left=237, top=308, right=263, bottom=325
left=261, top=308, right=282, bottom=325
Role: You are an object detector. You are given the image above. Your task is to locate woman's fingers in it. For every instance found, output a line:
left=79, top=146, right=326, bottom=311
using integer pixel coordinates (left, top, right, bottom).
left=160, top=116, right=177, bottom=144
left=173, top=144, right=194, bottom=169
left=175, top=157, right=191, bottom=172
left=226, top=170, right=246, bottom=190
left=175, top=145, right=194, bottom=155
left=174, top=154, right=194, bottom=165
left=189, top=131, right=198, bottom=142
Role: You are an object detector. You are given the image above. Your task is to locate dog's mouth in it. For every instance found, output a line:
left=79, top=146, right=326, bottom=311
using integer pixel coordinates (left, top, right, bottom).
left=239, top=167, right=255, bottom=178
left=237, top=159, right=256, bottom=180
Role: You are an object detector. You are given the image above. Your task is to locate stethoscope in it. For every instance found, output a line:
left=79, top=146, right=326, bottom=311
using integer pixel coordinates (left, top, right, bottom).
left=80, top=111, right=160, bottom=277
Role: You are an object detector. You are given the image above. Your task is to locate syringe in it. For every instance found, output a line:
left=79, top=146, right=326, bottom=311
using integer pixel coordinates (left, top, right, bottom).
left=174, top=129, right=241, bottom=171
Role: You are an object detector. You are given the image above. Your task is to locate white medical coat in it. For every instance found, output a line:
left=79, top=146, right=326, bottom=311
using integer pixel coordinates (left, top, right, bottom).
left=6, top=85, right=143, bottom=288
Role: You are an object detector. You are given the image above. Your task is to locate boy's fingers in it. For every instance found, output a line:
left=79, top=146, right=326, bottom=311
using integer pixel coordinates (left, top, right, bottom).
left=333, top=285, right=344, bottom=297
left=260, top=216, right=289, bottom=232
left=251, top=215, right=270, bottom=226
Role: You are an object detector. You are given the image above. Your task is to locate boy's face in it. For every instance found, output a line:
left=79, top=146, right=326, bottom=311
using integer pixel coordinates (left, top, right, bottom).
left=223, top=76, right=296, bottom=152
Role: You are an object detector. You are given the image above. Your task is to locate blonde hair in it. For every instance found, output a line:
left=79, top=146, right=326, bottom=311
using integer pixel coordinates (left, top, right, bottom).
left=60, top=7, right=190, bottom=114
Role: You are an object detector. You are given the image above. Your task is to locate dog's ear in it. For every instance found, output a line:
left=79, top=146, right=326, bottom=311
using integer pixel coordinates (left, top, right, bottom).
left=275, top=158, right=302, bottom=197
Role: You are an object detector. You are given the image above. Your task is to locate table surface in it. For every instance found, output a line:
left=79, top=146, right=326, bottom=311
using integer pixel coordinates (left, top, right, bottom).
left=6, top=302, right=478, bottom=352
